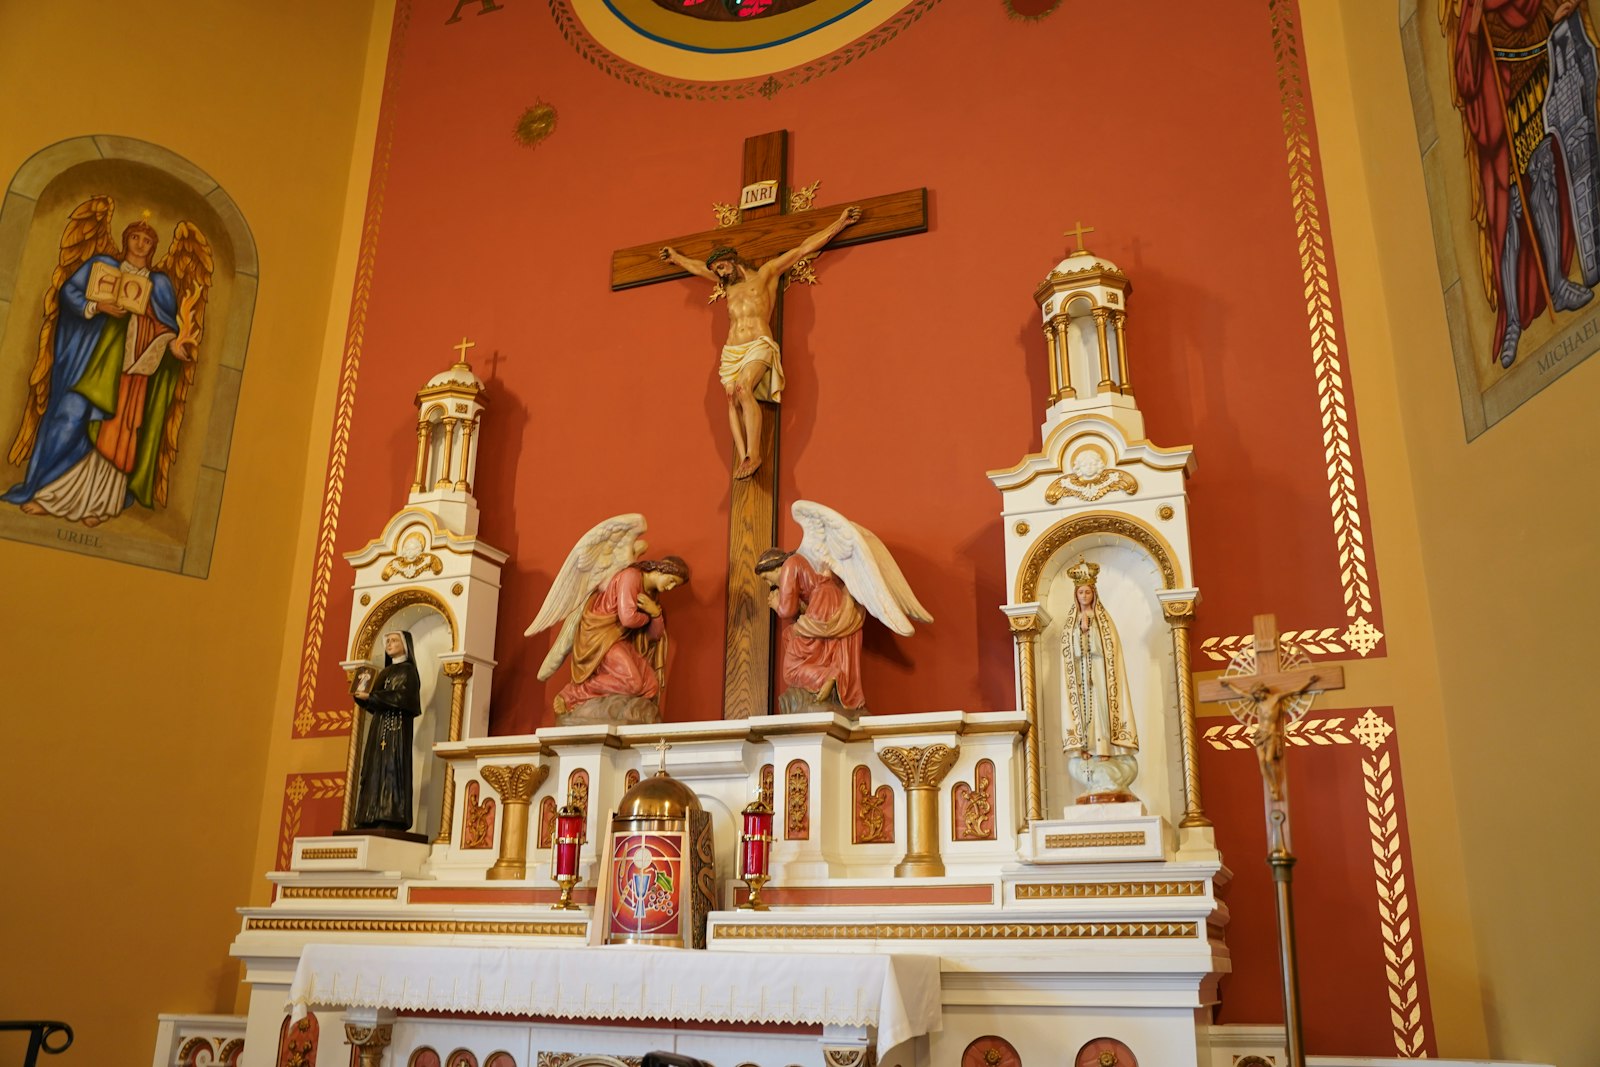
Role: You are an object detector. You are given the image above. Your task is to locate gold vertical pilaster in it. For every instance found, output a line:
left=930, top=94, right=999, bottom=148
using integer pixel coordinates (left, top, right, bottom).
left=410, top=419, right=430, bottom=494
left=343, top=1023, right=392, bottom=1067
left=455, top=417, right=476, bottom=491
left=1092, top=307, right=1114, bottom=391
left=481, top=763, right=550, bottom=880
left=435, top=417, right=458, bottom=490
left=340, top=686, right=362, bottom=831
left=1053, top=317, right=1076, bottom=399
left=878, top=744, right=959, bottom=877
left=435, top=661, right=474, bottom=844
left=1165, top=599, right=1211, bottom=828
left=1008, top=611, right=1045, bottom=823
left=1043, top=322, right=1061, bottom=402
left=1112, top=309, right=1132, bottom=396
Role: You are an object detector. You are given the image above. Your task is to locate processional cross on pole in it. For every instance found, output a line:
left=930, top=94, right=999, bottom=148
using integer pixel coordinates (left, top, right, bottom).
left=1196, top=613, right=1345, bottom=1067
left=611, top=130, right=928, bottom=720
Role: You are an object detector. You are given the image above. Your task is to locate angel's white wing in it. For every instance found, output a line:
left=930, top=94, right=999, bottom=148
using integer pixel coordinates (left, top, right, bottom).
left=792, top=500, right=932, bottom=637
left=536, top=602, right=587, bottom=681
left=524, top=513, right=648, bottom=638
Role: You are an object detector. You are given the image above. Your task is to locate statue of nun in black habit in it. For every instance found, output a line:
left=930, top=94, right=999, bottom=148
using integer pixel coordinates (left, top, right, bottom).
left=351, top=629, right=424, bottom=833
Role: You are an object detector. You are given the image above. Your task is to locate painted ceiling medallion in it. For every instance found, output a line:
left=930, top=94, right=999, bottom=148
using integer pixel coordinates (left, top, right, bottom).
left=550, top=0, right=944, bottom=99
left=649, top=0, right=825, bottom=20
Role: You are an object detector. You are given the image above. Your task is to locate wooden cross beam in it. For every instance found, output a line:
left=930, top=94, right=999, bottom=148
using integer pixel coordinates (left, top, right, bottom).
left=612, top=130, right=928, bottom=720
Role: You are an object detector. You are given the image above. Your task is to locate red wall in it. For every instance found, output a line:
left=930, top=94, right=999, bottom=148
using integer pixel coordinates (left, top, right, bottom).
left=306, top=1, right=1379, bottom=732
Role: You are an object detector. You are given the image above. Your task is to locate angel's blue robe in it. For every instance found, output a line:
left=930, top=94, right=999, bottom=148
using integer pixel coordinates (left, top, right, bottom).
left=4, top=256, right=179, bottom=508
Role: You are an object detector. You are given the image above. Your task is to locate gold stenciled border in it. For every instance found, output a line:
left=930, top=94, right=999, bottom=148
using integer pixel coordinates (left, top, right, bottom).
left=1204, top=708, right=1429, bottom=1057
left=292, top=0, right=416, bottom=739
left=245, top=917, right=588, bottom=936
left=547, top=0, right=946, bottom=102
left=1200, top=0, right=1383, bottom=664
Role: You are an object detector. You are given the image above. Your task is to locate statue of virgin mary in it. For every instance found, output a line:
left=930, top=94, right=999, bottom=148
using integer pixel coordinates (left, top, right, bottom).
left=1061, top=557, right=1140, bottom=801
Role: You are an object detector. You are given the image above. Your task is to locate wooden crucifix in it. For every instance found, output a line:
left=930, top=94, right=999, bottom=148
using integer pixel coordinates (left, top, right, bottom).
left=612, top=130, right=927, bottom=720
left=1196, top=613, right=1345, bottom=1067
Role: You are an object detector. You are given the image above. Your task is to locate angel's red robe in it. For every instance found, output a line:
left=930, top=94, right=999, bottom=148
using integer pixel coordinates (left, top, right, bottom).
left=773, top=554, right=866, bottom=710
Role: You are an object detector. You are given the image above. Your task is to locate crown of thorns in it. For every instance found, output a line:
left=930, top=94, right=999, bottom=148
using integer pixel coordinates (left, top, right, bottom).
left=705, top=246, right=740, bottom=268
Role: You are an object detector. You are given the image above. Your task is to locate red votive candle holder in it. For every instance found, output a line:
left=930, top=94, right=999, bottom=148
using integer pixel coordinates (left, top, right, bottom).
left=737, top=799, right=774, bottom=911
left=551, top=803, right=585, bottom=911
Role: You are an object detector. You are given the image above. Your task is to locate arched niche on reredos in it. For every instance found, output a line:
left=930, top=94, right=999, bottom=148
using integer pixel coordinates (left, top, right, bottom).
left=0, top=135, right=256, bottom=576
left=1023, top=517, right=1184, bottom=823
left=343, top=587, right=458, bottom=833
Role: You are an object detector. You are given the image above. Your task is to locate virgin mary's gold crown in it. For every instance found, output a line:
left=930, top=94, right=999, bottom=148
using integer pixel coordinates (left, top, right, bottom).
left=1067, top=556, right=1101, bottom=587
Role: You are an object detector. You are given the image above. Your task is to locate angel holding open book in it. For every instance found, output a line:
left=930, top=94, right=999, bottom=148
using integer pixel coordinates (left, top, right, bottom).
left=525, top=514, right=691, bottom=726
left=756, top=500, right=932, bottom=715
left=4, top=196, right=212, bottom=525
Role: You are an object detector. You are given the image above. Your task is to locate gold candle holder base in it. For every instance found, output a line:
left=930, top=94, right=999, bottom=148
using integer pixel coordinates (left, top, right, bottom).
left=551, top=874, right=581, bottom=911
left=739, top=874, right=771, bottom=911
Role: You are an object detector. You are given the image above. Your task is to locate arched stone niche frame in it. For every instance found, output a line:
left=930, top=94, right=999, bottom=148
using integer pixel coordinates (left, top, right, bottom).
left=0, top=135, right=257, bottom=576
left=342, top=587, right=460, bottom=832
left=1010, top=511, right=1200, bottom=825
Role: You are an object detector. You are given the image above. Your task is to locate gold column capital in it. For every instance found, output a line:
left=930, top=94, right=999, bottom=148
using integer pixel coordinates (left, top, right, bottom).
left=877, top=743, right=959, bottom=791
left=343, top=1023, right=393, bottom=1067
left=1007, top=613, right=1044, bottom=636
left=442, top=659, right=475, bottom=680
left=481, top=762, right=548, bottom=804
left=1162, top=599, right=1197, bottom=622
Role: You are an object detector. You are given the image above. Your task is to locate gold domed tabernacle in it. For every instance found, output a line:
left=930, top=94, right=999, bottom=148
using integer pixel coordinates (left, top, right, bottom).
left=615, top=770, right=701, bottom=819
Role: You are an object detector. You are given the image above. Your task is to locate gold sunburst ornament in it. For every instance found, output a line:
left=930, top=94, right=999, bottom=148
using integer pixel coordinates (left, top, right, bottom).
left=1004, top=0, right=1064, bottom=20
left=513, top=102, right=558, bottom=148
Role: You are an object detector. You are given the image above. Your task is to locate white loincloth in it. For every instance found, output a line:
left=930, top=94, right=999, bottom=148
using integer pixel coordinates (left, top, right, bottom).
left=718, top=335, right=785, bottom=403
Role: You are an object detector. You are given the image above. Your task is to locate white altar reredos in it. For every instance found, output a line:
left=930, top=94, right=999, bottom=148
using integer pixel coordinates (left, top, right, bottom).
left=229, top=257, right=1234, bottom=1067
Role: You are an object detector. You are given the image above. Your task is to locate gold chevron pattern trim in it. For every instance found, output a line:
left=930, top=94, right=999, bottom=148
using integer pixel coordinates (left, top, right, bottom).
left=1204, top=709, right=1395, bottom=753
left=1014, top=881, right=1204, bottom=899
left=278, top=886, right=399, bottom=900
left=277, top=774, right=348, bottom=869
left=1365, top=748, right=1428, bottom=1056
left=711, top=921, right=1195, bottom=940
left=1208, top=707, right=1430, bottom=1056
left=1270, top=0, right=1372, bottom=622
left=244, top=918, right=588, bottom=936
left=1201, top=616, right=1384, bottom=662
left=292, top=0, right=416, bottom=739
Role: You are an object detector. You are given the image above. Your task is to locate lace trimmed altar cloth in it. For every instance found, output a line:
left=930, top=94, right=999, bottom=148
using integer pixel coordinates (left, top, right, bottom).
left=288, top=943, right=942, bottom=1053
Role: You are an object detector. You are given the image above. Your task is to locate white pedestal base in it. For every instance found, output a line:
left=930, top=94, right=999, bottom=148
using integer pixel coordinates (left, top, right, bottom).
left=289, top=835, right=430, bottom=876
left=1027, top=801, right=1168, bottom=863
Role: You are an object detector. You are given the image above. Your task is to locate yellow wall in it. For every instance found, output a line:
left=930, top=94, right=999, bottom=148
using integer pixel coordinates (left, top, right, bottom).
left=0, top=0, right=378, bottom=1058
left=1305, top=2, right=1600, bottom=1063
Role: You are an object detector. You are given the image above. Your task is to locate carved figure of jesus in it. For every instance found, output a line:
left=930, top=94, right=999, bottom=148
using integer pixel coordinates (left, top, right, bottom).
left=659, top=206, right=860, bottom=480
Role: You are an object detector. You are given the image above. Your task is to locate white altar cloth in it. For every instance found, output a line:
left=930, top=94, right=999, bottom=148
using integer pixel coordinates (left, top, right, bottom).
left=288, top=943, right=942, bottom=1053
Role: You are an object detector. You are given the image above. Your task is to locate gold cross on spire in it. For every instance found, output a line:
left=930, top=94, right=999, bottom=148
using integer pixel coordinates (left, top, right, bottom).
left=1063, top=220, right=1095, bottom=255
left=453, top=335, right=476, bottom=363
left=654, top=737, right=672, bottom=775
